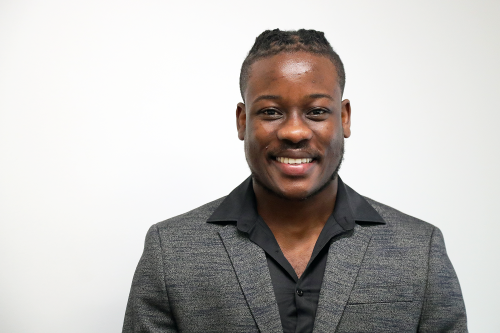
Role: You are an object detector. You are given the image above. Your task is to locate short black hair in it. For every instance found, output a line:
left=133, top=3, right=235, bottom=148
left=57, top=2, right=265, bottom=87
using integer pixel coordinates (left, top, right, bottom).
left=239, top=29, right=345, bottom=101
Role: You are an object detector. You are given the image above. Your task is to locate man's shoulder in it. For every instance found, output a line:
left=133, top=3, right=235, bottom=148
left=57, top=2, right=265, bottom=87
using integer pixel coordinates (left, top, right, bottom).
left=363, top=196, right=437, bottom=233
left=155, top=196, right=226, bottom=231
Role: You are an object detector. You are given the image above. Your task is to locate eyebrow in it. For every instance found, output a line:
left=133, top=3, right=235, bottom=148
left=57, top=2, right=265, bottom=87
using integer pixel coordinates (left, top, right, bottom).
left=252, top=93, right=334, bottom=104
left=308, top=93, right=335, bottom=101
left=252, top=95, right=281, bottom=104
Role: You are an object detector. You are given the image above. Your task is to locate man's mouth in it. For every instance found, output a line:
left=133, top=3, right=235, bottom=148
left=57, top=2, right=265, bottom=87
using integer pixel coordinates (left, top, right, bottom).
left=275, top=157, right=313, bottom=165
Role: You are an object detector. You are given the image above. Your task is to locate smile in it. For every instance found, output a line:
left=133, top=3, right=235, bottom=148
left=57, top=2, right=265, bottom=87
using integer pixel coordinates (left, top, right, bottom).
left=276, top=157, right=313, bottom=164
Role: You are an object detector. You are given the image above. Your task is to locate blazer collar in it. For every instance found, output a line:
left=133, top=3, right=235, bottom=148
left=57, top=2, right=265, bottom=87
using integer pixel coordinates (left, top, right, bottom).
left=218, top=226, right=283, bottom=333
left=312, top=224, right=374, bottom=332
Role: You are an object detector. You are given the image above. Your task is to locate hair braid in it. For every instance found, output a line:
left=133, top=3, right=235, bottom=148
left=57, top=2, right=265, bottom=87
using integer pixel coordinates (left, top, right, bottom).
left=239, top=29, right=345, bottom=101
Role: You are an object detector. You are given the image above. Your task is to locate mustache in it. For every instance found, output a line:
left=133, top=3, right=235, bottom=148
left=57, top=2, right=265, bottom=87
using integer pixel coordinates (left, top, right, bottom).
left=268, top=142, right=320, bottom=157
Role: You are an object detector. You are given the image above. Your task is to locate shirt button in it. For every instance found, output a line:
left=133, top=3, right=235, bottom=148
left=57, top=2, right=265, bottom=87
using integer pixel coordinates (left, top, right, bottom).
left=296, top=289, right=304, bottom=297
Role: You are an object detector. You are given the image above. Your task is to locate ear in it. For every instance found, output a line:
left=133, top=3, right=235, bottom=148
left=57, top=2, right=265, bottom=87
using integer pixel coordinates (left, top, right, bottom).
left=236, top=102, right=246, bottom=141
left=341, top=99, right=351, bottom=138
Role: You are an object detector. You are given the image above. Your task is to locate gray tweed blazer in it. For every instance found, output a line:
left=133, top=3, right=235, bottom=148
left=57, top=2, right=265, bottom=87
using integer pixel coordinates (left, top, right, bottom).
left=123, top=183, right=467, bottom=333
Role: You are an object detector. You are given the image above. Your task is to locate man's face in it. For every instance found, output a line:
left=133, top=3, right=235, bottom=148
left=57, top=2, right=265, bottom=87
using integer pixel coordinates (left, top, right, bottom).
left=237, top=51, right=351, bottom=200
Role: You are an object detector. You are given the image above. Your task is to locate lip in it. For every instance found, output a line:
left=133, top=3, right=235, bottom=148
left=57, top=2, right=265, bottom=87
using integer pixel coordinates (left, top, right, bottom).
left=272, top=151, right=316, bottom=159
left=272, top=158, right=316, bottom=176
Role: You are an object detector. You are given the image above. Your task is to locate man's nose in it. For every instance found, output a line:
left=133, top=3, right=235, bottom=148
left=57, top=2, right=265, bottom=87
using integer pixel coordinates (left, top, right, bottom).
left=276, top=114, right=313, bottom=143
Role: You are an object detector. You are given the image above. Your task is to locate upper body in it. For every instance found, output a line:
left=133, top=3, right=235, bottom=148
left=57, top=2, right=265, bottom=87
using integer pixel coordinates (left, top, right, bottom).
left=123, top=177, right=467, bottom=332
left=123, top=29, right=467, bottom=332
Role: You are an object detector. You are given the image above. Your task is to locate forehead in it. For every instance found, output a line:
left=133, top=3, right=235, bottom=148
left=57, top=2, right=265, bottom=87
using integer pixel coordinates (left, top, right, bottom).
left=245, top=52, right=339, bottom=102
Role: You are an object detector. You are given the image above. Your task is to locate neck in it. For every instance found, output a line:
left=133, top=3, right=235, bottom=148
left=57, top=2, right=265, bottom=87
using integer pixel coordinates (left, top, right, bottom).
left=253, top=178, right=338, bottom=239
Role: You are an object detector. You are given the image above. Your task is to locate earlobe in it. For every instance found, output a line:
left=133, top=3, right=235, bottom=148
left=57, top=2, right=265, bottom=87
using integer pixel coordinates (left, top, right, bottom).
left=236, top=102, right=246, bottom=141
left=341, top=99, right=351, bottom=138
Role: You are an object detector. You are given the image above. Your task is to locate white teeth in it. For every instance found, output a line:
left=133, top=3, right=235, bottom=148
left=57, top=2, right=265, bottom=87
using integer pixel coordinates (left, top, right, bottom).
left=276, top=157, right=313, bottom=164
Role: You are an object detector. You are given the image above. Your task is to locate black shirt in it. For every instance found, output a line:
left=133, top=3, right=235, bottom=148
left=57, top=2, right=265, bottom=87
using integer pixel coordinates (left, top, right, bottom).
left=207, top=177, right=384, bottom=333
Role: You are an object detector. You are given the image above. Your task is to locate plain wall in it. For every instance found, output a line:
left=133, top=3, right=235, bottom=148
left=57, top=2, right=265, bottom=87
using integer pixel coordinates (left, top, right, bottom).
left=1, top=0, right=499, bottom=331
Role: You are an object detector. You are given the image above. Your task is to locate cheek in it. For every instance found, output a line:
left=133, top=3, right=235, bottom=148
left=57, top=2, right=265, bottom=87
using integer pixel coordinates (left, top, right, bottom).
left=244, top=129, right=267, bottom=163
left=317, top=124, right=343, bottom=155
left=248, top=123, right=272, bottom=147
left=314, top=123, right=335, bottom=143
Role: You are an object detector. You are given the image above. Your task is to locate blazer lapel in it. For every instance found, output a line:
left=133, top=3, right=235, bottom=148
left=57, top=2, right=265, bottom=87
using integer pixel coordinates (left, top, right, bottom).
left=218, top=225, right=283, bottom=333
left=313, top=225, right=373, bottom=333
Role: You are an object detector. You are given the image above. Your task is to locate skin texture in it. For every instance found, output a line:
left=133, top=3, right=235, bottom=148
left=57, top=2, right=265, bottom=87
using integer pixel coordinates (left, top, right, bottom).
left=236, top=51, right=351, bottom=277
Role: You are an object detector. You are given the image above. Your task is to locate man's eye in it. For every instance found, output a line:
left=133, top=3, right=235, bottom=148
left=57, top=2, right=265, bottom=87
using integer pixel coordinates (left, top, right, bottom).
left=307, top=108, right=331, bottom=119
left=309, top=109, right=326, bottom=115
left=261, top=109, right=281, bottom=117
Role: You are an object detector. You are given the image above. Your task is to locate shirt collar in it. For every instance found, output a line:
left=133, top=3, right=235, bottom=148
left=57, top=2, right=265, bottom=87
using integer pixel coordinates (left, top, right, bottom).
left=206, top=176, right=385, bottom=227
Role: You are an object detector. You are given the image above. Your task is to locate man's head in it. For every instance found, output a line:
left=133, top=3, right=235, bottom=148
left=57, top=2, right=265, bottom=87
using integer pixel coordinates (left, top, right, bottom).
left=239, top=29, right=346, bottom=102
left=236, top=29, right=351, bottom=201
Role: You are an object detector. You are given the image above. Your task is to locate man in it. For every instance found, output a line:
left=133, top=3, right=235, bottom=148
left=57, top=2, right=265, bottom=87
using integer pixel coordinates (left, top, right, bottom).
left=123, top=29, right=467, bottom=332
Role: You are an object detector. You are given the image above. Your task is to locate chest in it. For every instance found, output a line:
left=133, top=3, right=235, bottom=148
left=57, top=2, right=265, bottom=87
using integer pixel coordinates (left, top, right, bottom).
left=279, top=240, right=316, bottom=278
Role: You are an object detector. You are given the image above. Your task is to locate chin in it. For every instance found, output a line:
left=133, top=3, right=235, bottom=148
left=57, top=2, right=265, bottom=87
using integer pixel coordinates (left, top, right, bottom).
left=253, top=175, right=335, bottom=202
left=275, top=188, right=312, bottom=201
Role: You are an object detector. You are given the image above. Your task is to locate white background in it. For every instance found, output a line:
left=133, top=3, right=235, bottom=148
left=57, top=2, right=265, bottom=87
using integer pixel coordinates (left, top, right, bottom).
left=1, top=0, right=499, bottom=332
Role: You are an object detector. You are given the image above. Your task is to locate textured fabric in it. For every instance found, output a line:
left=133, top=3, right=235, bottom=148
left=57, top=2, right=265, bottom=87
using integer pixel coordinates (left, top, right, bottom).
left=123, top=181, right=467, bottom=333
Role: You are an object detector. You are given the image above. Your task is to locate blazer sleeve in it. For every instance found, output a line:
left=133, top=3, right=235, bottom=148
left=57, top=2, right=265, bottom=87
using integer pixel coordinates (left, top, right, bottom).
left=123, top=225, right=178, bottom=333
left=418, top=227, right=467, bottom=332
